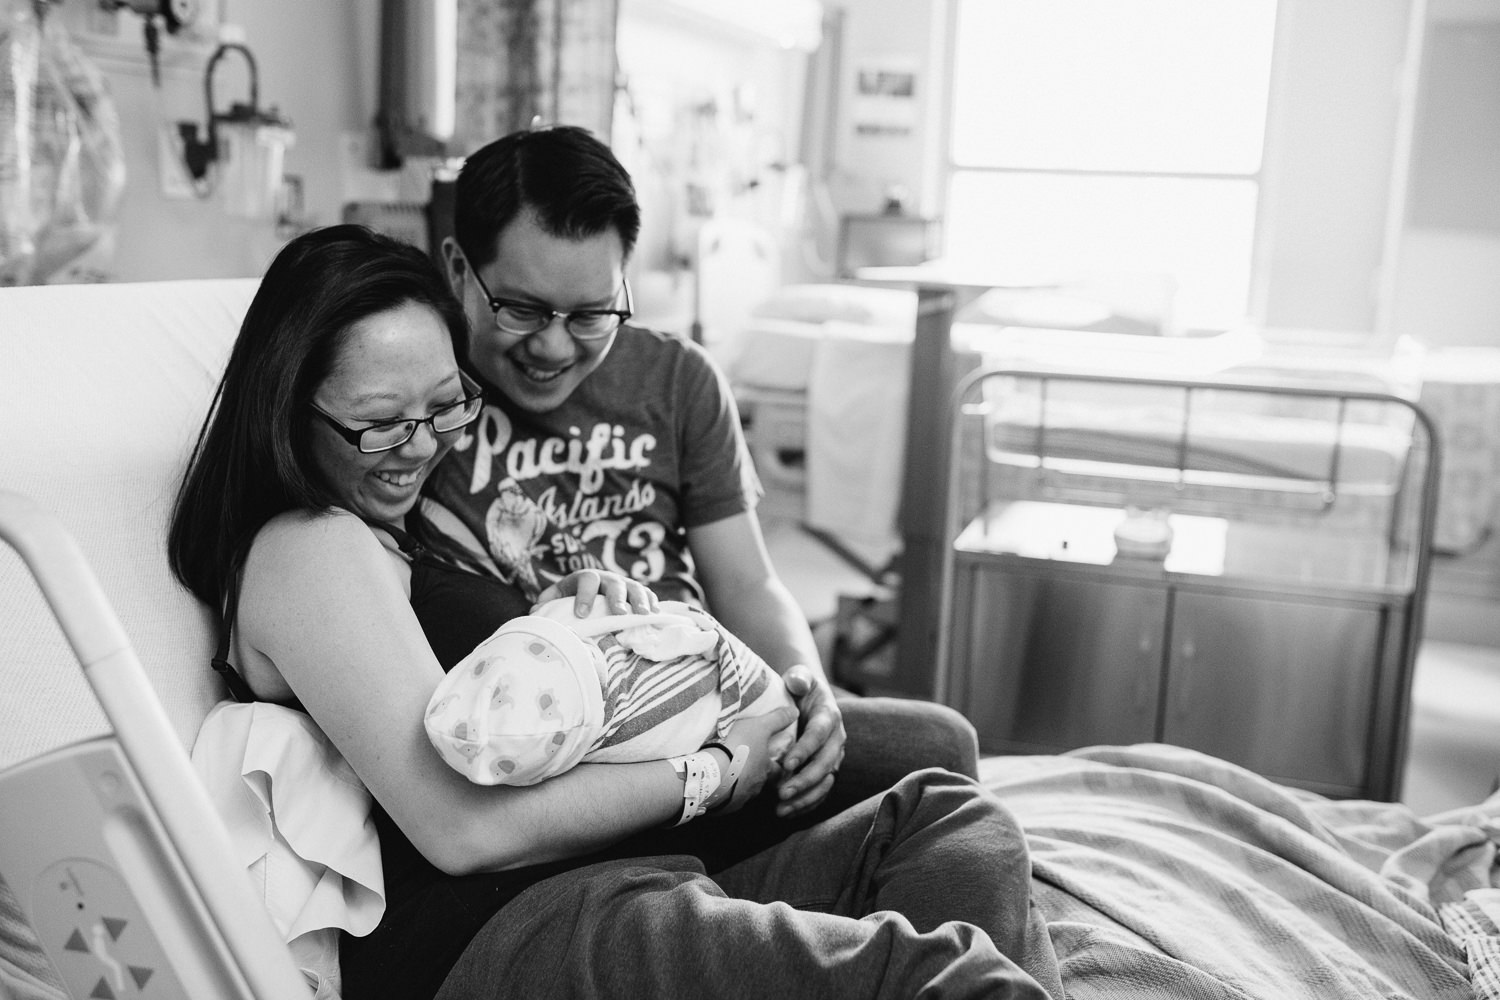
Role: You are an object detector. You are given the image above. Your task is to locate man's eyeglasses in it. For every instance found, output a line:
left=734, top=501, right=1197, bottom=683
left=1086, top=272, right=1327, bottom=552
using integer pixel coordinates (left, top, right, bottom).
left=311, top=371, right=485, bottom=454
left=468, top=264, right=632, bottom=341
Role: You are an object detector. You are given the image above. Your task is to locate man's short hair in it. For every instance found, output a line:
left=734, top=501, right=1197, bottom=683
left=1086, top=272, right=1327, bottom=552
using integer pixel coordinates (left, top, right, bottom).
left=453, top=125, right=641, bottom=267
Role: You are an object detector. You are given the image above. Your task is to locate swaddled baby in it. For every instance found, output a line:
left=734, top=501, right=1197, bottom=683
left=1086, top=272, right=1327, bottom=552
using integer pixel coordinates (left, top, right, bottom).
left=424, top=597, right=796, bottom=786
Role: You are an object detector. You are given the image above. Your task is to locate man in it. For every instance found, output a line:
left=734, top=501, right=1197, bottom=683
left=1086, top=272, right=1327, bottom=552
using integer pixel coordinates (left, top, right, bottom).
left=429, top=124, right=976, bottom=822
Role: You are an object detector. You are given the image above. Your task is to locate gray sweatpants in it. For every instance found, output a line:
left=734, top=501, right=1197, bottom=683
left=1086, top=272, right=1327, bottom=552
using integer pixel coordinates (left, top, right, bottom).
left=435, top=769, right=1062, bottom=1000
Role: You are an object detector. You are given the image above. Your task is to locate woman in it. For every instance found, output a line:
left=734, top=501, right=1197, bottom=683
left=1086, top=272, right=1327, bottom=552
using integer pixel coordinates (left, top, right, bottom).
left=168, top=225, right=1063, bottom=1000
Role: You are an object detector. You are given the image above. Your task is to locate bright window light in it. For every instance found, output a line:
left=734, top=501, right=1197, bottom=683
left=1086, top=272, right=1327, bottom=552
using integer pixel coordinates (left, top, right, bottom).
left=947, top=0, right=1278, bottom=329
left=946, top=172, right=1259, bottom=331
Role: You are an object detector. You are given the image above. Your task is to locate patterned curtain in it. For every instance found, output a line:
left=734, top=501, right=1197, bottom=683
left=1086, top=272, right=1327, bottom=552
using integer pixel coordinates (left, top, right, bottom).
left=453, top=0, right=619, bottom=154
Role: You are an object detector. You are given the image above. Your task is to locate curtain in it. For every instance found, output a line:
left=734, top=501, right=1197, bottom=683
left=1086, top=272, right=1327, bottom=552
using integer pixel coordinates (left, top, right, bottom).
left=453, top=0, right=618, bottom=154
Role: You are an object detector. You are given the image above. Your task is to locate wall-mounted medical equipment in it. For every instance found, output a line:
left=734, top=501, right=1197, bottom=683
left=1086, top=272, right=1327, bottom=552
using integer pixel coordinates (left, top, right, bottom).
left=176, top=40, right=294, bottom=218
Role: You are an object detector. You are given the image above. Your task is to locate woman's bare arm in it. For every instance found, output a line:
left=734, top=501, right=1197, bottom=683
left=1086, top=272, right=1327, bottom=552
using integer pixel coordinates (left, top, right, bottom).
left=236, top=510, right=760, bottom=875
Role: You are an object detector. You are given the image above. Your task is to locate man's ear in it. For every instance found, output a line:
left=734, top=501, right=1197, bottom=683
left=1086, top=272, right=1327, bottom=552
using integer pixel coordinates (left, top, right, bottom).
left=440, top=236, right=467, bottom=297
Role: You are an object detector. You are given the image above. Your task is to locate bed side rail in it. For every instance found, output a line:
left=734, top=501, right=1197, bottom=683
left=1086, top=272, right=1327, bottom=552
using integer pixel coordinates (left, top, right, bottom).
left=0, top=491, right=310, bottom=1000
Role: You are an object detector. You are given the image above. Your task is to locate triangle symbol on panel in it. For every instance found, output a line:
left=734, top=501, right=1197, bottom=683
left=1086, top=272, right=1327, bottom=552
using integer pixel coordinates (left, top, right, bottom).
left=64, top=928, right=88, bottom=952
left=88, top=976, right=115, bottom=999
left=102, top=916, right=127, bottom=941
left=130, top=966, right=154, bottom=989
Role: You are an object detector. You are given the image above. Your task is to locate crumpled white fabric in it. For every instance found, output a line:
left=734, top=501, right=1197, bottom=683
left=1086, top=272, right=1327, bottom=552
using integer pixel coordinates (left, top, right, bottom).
left=190, top=700, right=385, bottom=999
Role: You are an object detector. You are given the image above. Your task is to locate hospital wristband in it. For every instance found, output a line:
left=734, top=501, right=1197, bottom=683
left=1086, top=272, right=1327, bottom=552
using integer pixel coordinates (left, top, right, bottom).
left=702, top=741, right=748, bottom=812
left=667, top=750, right=722, bottom=827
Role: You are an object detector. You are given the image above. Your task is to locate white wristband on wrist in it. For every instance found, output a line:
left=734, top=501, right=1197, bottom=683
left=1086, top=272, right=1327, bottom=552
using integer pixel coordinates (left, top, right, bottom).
left=668, top=749, right=723, bottom=827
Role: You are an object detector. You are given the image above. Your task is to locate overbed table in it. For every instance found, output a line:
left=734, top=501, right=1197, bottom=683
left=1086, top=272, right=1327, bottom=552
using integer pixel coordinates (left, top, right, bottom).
left=850, top=263, right=1063, bottom=698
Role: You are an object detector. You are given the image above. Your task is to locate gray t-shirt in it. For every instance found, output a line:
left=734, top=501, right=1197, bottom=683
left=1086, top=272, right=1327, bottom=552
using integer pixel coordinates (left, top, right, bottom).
left=431, top=325, right=762, bottom=605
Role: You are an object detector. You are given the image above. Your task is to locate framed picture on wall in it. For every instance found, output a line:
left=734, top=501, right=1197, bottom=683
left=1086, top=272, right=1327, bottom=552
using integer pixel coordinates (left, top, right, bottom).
left=852, top=55, right=919, bottom=138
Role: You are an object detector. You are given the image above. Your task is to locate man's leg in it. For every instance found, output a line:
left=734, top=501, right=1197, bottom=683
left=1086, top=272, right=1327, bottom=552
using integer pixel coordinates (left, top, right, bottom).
left=715, top=768, right=1064, bottom=1000
left=829, top=696, right=980, bottom=808
left=436, top=850, right=1047, bottom=1000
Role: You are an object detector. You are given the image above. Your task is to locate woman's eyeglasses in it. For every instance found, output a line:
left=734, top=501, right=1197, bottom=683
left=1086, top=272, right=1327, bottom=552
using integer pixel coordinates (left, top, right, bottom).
left=468, top=264, right=632, bottom=341
left=311, top=371, right=485, bottom=454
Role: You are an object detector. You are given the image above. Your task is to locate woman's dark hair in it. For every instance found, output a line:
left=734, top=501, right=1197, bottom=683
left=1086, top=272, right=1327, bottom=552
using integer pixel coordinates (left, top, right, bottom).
left=452, top=124, right=641, bottom=268
left=168, top=224, right=470, bottom=615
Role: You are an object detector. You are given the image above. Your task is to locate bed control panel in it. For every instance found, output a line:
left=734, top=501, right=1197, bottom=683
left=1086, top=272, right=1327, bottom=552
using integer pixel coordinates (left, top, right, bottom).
left=0, top=739, right=206, bottom=998
left=32, top=857, right=171, bottom=998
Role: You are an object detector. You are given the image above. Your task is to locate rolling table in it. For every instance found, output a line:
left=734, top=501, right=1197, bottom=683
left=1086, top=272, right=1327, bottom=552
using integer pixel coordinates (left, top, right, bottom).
left=850, top=263, right=1063, bottom=697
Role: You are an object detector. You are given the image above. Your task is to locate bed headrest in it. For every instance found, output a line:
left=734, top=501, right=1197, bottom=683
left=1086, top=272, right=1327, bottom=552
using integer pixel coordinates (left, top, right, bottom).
left=0, top=278, right=259, bottom=770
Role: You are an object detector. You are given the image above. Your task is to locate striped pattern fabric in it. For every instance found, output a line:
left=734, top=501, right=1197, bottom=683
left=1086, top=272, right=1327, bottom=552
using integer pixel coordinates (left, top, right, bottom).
left=1440, top=893, right=1500, bottom=1000
left=980, top=744, right=1499, bottom=999
left=589, top=620, right=770, bottom=752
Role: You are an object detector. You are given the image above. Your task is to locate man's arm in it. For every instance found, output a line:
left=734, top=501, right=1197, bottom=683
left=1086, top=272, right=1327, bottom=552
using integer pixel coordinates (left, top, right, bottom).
left=689, top=511, right=846, bottom=816
left=689, top=512, right=820, bottom=675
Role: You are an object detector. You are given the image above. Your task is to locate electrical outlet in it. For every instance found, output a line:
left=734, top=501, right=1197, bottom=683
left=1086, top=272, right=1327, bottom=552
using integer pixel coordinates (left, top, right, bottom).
left=156, top=124, right=198, bottom=199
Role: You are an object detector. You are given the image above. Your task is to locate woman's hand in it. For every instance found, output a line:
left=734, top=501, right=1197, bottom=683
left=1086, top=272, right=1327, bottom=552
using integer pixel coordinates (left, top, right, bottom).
left=774, top=666, right=847, bottom=817
left=535, top=569, right=658, bottom=616
left=704, top=705, right=799, bottom=813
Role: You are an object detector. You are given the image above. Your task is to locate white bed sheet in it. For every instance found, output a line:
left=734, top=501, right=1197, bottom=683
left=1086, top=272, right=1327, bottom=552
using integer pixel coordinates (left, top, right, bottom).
left=804, top=320, right=911, bottom=552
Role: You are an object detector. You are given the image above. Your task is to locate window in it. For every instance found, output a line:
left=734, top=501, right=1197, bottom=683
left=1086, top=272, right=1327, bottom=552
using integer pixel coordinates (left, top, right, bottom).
left=946, top=0, right=1279, bottom=331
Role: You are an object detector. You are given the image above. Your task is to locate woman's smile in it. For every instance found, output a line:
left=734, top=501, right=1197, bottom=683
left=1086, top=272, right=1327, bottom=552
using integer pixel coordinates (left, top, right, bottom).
left=373, top=466, right=426, bottom=489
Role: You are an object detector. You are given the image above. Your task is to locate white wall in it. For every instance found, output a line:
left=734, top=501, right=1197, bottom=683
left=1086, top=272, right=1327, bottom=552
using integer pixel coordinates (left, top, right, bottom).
left=53, top=1, right=376, bottom=281
left=824, top=0, right=936, bottom=218
left=1255, top=0, right=1410, bottom=334
left=1389, top=0, right=1500, bottom=348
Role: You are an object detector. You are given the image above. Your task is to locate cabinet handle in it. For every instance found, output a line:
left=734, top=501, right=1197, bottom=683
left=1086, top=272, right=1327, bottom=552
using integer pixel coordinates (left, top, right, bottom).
left=1172, top=638, right=1196, bottom=718
left=1135, top=630, right=1155, bottom=711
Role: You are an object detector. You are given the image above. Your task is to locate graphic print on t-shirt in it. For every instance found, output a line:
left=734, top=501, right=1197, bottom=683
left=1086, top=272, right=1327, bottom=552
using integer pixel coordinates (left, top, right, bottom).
left=450, top=401, right=670, bottom=598
left=482, top=481, right=548, bottom=596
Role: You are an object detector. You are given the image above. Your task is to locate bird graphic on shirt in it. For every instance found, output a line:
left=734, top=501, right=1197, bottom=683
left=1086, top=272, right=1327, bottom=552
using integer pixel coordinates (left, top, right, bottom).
left=484, top=480, right=548, bottom=597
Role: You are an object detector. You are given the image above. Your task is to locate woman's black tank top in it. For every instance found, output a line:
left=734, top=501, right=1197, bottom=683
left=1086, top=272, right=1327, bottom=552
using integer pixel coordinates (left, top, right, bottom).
left=338, top=547, right=558, bottom=1000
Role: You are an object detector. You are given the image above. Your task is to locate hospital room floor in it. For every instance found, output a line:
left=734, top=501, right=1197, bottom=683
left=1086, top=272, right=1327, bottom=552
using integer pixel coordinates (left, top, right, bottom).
left=762, top=516, right=1500, bottom=818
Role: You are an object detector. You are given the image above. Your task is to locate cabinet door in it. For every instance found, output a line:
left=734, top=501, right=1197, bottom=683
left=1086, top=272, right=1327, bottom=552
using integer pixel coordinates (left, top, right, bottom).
left=1163, top=590, right=1383, bottom=794
left=953, top=564, right=1167, bottom=754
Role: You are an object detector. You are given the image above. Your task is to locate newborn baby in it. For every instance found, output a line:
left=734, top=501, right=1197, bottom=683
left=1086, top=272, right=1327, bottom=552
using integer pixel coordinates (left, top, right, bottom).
left=424, top=597, right=797, bottom=786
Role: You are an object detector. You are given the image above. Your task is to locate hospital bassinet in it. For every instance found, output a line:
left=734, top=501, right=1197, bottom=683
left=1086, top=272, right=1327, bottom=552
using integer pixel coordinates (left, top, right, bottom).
left=936, top=368, right=1441, bottom=801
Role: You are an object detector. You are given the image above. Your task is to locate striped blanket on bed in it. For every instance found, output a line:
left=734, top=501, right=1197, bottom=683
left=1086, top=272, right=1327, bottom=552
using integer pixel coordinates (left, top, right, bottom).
left=981, top=744, right=1500, bottom=999
left=1441, top=892, right=1500, bottom=999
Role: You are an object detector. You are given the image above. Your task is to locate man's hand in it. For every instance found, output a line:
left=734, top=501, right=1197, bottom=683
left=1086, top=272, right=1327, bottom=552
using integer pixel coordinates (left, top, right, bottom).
left=775, top=665, right=846, bottom=817
left=535, top=568, right=658, bottom=616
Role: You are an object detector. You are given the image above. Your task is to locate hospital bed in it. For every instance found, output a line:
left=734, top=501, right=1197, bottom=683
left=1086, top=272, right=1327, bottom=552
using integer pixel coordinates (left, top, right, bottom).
left=2, top=277, right=1498, bottom=1000
left=0, top=493, right=311, bottom=1000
